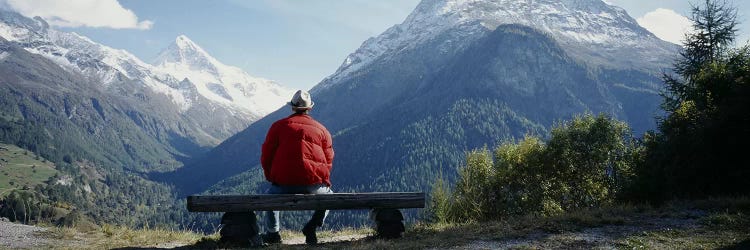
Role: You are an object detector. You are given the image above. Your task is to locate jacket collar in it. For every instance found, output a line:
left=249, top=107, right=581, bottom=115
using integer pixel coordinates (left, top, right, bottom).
left=288, top=113, right=311, bottom=118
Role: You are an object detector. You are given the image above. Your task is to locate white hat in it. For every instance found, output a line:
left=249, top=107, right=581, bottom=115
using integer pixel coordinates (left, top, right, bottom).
left=289, top=90, right=314, bottom=109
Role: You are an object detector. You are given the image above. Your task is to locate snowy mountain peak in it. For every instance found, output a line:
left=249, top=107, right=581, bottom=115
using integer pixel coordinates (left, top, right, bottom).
left=152, top=35, right=292, bottom=116
left=318, top=0, right=676, bottom=90
left=153, top=35, right=219, bottom=74
left=173, top=34, right=209, bottom=58
left=175, top=34, right=195, bottom=46
left=405, top=0, right=646, bottom=44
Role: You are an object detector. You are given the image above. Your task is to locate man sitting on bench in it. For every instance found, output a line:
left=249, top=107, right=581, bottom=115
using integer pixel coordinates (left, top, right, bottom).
left=260, top=90, right=335, bottom=245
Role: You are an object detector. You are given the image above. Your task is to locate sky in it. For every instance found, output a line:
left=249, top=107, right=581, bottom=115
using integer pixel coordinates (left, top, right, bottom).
left=2, top=0, right=749, bottom=90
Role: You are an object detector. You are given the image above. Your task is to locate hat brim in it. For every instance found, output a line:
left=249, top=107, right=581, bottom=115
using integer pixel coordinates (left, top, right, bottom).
left=289, top=102, right=314, bottom=109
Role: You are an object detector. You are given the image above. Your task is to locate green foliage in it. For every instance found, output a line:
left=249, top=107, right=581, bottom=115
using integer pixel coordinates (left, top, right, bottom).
left=492, top=136, right=551, bottom=216
left=544, top=114, right=637, bottom=207
left=634, top=0, right=750, bottom=202
left=427, top=176, right=452, bottom=223
left=0, top=189, right=55, bottom=224
left=363, top=98, right=546, bottom=194
left=432, top=114, right=639, bottom=223
left=450, top=148, right=495, bottom=221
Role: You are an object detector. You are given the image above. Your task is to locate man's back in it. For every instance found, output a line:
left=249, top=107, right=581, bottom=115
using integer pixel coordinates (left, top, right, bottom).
left=261, top=113, right=334, bottom=186
left=258, top=89, right=334, bottom=246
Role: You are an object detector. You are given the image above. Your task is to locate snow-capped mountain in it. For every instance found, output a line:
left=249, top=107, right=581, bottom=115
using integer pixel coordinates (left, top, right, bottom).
left=0, top=9, right=289, bottom=117
left=319, top=0, right=677, bottom=90
left=153, top=35, right=291, bottom=116
left=0, top=9, right=290, bottom=144
left=0, top=10, right=190, bottom=106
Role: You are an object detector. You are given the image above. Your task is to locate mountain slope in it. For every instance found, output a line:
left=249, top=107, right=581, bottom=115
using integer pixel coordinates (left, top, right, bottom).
left=0, top=10, right=290, bottom=154
left=0, top=32, right=213, bottom=231
left=166, top=0, right=677, bottom=198
left=0, top=36, right=182, bottom=170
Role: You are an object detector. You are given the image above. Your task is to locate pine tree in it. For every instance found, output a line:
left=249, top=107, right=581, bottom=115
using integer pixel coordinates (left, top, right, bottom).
left=663, top=0, right=738, bottom=112
left=636, top=0, right=750, bottom=201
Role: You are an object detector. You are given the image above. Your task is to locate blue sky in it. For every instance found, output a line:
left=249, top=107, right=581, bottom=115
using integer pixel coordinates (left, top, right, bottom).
left=3, top=0, right=750, bottom=90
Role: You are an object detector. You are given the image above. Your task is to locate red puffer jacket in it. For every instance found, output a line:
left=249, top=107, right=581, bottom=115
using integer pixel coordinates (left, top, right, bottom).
left=261, top=113, right=334, bottom=186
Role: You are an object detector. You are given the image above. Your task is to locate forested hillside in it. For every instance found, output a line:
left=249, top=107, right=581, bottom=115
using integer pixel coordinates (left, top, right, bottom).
left=0, top=35, right=191, bottom=229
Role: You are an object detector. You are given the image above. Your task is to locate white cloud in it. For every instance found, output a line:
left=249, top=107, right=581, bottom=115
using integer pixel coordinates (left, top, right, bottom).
left=2, top=0, right=153, bottom=30
left=637, top=8, right=692, bottom=45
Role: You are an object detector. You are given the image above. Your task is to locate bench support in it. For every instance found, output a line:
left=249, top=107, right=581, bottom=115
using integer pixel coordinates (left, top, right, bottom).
left=370, top=208, right=405, bottom=238
left=219, top=212, right=261, bottom=246
left=218, top=209, right=408, bottom=243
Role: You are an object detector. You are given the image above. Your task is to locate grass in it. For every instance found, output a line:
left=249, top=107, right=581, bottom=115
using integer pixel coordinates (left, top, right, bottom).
left=622, top=210, right=750, bottom=249
left=311, top=198, right=749, bottom=249
left=25, top=197, right=750, bottom=249
left=0, top=143, right=58, bottom=197
left=38, top=223, right=374, bottom=249
left=42, top=224, right=207, bottom=249
left=191, top=227, right=374, bottom=249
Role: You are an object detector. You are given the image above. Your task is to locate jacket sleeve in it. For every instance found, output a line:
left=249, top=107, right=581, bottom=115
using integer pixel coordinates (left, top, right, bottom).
left=261, top=123, right=278, bottom=181
left=323, top=129, right=334, bottom=171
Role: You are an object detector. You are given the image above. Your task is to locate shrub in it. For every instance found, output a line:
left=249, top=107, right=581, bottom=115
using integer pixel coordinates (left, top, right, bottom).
left=431, top=114, right=639, bottom=222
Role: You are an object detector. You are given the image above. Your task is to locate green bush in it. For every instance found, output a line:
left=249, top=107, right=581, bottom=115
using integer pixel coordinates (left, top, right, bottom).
left=431, top=114, right=639, bottom=223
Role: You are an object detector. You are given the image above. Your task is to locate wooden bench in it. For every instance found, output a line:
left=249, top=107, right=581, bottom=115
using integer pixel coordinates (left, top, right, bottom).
left=187, top=192, right=425, bottom=243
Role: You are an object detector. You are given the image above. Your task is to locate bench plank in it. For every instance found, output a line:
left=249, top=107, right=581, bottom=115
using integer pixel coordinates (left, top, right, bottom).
left=188, top=192, right=425, bottom=212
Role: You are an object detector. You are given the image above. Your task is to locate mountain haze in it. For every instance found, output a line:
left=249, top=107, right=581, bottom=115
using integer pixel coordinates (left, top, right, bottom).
left=168, top=0, right=678, bottom=197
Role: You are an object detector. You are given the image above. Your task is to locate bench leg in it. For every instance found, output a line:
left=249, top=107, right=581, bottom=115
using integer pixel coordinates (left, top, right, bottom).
left=370, top=208, right=405, bottom=239
left=219, top=211, right=260, bottom=245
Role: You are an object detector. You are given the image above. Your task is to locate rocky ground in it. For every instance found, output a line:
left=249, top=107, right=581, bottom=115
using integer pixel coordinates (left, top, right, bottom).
left=0, top=219, right=52, bottom=249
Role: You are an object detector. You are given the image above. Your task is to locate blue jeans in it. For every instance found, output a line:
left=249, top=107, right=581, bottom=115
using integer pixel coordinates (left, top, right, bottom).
left=265, top=184, right=333, bottom=233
